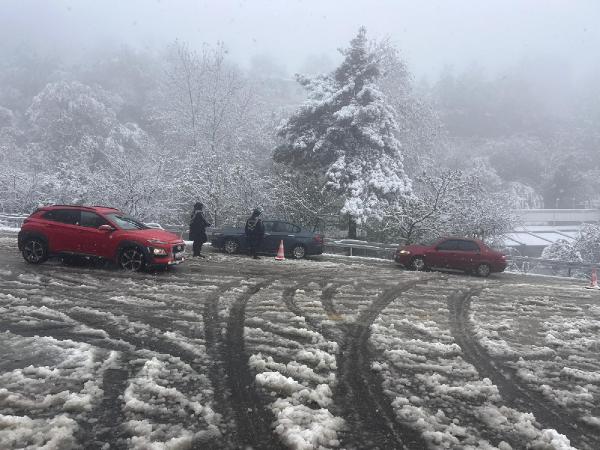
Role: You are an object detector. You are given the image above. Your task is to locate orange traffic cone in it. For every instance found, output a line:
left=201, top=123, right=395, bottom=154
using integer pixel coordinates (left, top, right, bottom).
left=585, top=267, right=600, bottom=290
left=275, top=240, right=285, bottom=261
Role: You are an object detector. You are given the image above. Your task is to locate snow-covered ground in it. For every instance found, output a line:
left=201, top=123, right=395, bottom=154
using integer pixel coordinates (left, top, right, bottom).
left=0, top=235, right=598, bottom=449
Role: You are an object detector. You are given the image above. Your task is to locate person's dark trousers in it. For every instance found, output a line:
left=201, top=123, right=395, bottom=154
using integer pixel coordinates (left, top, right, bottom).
left=250, top=238, right=262, bottom=258
left=248, top=237, right=263, bottom=258
left=193, top=240, right=203, bottom=257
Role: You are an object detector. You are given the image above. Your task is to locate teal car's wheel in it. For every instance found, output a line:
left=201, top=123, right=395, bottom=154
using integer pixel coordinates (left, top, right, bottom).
left=224, top=238, right=239, bottom=254
left=291, top=244, right=306, bottom=259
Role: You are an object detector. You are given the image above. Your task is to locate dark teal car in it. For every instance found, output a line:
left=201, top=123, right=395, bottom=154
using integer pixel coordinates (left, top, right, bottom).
left=210, top=220, right=324, bottom=259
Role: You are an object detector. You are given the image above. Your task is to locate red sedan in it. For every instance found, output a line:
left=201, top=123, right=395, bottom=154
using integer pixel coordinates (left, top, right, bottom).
left=395, top=237, right=507, bottom=277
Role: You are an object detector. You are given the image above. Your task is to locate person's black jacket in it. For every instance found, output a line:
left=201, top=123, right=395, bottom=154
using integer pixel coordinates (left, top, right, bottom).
left=245, top=216, right=265, bottom=240
left=190, top=210, right=210, bottom=242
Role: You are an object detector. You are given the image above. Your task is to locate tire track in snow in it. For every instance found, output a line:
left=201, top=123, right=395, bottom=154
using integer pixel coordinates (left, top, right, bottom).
left=83, top=357, right=132, bottom=450
left=335, top=279, right=428, bottom=450
left=281, top=277, right=429, bottom=449
left=223, top=280, right=287, bottom=450
left=281, top=284, right=328, bottom=335
left=65, top=309, right=225, bottom=448
left=448, top=289, right=599, bottom=450
left=202, top=281, right=245, bottom=449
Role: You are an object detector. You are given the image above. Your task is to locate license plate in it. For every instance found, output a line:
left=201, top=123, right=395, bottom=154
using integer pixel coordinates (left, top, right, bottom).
left=174, top=251, right=184, bottom=260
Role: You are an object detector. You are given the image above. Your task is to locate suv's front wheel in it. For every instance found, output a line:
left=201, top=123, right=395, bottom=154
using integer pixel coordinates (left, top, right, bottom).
left=119, top=247, right=145, bottom=272
left=22, top=238, right=47, bottom=264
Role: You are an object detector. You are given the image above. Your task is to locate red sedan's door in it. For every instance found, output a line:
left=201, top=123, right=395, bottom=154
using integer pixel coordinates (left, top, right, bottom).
left=428, top=239, right=459, bottom=268
left=456, top=240, right=482, bottom=271
left=77, top=211, right=114, bottom=257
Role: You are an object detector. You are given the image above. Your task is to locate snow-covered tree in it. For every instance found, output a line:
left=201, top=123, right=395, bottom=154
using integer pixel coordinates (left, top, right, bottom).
left=372, top=167, right=516, bottom=244
left=149, top=42, right=271, bottom=226
left=274, top=28, right=412, bottom=236
left=541, top=239, right=582, bottom=263
left=574, top=224, right=600, bottom=264
left=267, top=164, right=341, bottom=230
left=378, top=43, right=442, bottom=173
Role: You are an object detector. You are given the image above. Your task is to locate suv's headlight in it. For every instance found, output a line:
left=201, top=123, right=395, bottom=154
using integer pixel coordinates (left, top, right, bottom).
left=151, top=247, right=168, bottom=256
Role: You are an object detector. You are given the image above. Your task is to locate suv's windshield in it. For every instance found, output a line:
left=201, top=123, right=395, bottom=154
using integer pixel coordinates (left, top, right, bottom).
left=106, top=213, right=148, bottom=230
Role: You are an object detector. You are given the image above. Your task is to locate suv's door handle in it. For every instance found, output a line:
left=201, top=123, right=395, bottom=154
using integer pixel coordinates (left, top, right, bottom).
left=287, top=235, right=295, bottom=237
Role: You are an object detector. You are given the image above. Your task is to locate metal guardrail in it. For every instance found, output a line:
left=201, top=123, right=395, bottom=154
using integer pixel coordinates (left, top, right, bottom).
left=506, top=256, right=598, bottom=277
left=0, top=214, right=27, bottom=229
left=324, top=238, right=399, bottom=259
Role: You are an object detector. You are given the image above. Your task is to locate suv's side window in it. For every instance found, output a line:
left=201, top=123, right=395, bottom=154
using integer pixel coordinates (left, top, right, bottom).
left=436, top=240, right=458, bottom=251
left=458, top=240, right=480, bottom=252
left=262, top=221, right=274, bottom=232
left=42, top=209, right=80, bottom=225
left=80, top=211, right=109, bottom=228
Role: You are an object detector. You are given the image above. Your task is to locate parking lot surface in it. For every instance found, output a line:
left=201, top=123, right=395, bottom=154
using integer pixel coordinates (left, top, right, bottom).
left=0, top=235, right=599, bottom=449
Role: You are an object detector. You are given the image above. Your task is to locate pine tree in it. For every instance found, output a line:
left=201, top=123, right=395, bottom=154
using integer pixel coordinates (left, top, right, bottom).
left=274, top=27, right=412, bottom=236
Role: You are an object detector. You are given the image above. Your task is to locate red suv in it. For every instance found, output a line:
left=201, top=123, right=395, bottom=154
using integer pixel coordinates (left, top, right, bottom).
left=395, top=237, right=506, bottom=277
left=17, top=205, right=185, bottom=271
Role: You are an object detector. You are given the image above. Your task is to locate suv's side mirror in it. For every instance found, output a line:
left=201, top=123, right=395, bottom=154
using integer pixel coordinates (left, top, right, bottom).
left=99, top=224, right=115, bottom=232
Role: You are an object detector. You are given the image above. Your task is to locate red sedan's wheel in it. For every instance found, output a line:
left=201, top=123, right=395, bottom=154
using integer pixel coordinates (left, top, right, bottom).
left=476, top=263, right=491, bottom=277
left=411, top=257, right=427, bottom=271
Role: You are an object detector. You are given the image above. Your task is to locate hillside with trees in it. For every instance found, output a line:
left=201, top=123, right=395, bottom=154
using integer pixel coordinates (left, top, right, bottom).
left=1, top=28, right=598, bottom=242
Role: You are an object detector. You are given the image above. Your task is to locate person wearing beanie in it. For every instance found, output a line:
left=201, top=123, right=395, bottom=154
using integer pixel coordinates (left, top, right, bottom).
left=244, top=208, right=265, bottom=259
left=189, top=202, right=211, bottom=257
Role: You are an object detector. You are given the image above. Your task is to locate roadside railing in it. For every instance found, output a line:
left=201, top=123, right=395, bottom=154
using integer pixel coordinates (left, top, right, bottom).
left=506, top=256, right=598, bottom=278
left=324, top=238, right=400, bottom=260
left=0, top=213, right=27, bottom=230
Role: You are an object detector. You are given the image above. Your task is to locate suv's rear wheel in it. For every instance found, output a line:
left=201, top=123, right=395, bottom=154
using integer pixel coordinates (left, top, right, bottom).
left=119, top=247, right=145, bottom=272
left=224, top=239, right=239, bottom=254
left=22, top=238, right=47, bottom=264
left=291, top=244, right=306, bottom=259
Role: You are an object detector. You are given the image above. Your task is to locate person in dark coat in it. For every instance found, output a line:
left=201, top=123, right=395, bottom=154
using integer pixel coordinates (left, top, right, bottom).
left=189, top=202, right=211, bottom=257
left=245, top=208, right=265, bottom=259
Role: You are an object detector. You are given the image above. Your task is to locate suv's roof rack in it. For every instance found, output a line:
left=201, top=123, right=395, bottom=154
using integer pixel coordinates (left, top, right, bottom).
left=46, top=204, right=120, bottom=211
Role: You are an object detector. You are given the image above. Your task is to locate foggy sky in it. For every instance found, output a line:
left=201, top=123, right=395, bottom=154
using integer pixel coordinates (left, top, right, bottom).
left=2, top=0, right=600, bottom=79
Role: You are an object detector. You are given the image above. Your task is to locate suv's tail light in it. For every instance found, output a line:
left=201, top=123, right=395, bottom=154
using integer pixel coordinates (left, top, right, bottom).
left=313, top=234, right=324, bottom=245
